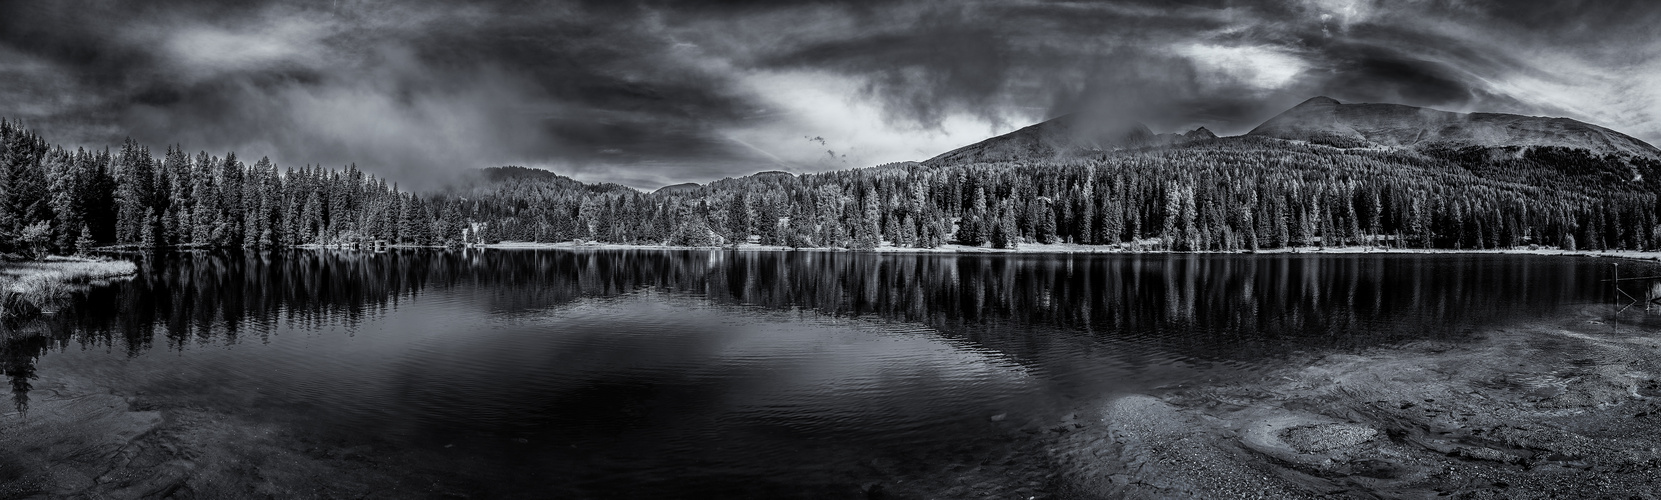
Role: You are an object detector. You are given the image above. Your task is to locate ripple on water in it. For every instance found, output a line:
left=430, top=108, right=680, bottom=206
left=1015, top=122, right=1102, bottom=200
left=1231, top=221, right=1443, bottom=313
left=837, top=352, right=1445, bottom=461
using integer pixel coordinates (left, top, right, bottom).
left=15, top=251, right=1631, bottom=498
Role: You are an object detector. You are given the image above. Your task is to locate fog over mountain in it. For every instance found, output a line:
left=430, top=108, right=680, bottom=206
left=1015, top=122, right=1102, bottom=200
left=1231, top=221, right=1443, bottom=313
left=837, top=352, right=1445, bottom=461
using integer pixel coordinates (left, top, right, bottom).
left=2, top=0, right=1659, bottom=189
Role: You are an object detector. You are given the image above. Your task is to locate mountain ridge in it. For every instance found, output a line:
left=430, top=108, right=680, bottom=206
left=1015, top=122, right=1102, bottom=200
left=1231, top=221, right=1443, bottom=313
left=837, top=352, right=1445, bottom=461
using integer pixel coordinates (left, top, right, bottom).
left=913, top=96, right=1659, bottom=176
left=624, top=97, right=1659, bottom=192
left=921, top=113, right=1205, bottom=166
left=1246, top=96, right=1660, bottom=157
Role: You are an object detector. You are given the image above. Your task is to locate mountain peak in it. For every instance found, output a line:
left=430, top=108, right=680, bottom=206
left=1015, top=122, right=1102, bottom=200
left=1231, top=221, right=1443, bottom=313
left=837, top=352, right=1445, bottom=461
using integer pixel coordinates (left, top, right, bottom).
left=924, top=114, right=1206, bottom=166
left=1295, top=96, right=1342, bottom=108
left=1184, top=127, right=1217, bottom=140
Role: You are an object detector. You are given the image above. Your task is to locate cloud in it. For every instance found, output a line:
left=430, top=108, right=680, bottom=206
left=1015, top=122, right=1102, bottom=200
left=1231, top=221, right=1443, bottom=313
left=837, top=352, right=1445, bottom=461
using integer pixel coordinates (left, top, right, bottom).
left=729, top=69, right=1014, bottom=171
left=1304, top=0, right=1376, bottom=32
left=1, top=0, right=1657, bottom=189
left=740, top=0, right=1661, bottom=147
left=1177, top=43, right=1308, bottom=92
left=158, top=14, right=338, bottom=79
left=0, top=0, right=787, bottom=188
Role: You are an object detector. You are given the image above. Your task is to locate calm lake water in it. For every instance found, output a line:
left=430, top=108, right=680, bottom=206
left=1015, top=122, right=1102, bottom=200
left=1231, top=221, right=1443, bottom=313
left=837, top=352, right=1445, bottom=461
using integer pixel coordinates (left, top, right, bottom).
left=1, top=250, right=1645, bottom=497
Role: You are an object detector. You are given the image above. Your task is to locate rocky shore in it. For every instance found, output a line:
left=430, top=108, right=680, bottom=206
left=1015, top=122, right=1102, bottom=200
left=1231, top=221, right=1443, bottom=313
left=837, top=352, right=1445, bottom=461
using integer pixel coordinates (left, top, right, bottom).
left=1040, top=305, right=1661, bottom=499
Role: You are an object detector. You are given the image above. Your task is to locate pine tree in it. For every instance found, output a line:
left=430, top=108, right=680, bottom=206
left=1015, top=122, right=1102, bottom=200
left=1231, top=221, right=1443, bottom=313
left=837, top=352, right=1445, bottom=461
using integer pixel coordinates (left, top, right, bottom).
left=190, top=152, right=216, bottom=246
left=74, top=223, right=95, bottom=255
left=112, top=139, right=156, bottom=245
left=219, top=153, right=244, bottom=245
left=301, top=191, right=323, bottom=244
left=139, top=210, right=158, bottom=249
left=1, top=127, right=51, bottom=251
left=45, top=148, right=81, bottom=251
left=1037, top=198, right=1057, bottom=244
left=991, top=202, right=1018, bottom=249
left=957, top=215, right=985, bottom=246
left=162, top=145, right=191, bottom=245
left=900, top=214, right=918, bottom=247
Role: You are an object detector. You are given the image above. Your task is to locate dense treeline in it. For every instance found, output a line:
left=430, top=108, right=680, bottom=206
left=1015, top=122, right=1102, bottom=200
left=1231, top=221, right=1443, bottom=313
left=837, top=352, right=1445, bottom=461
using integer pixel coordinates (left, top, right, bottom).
left=4, top=119, right=1661, bottom=255
left=0, top=120, right=458, bottom=256
left=464, top=136, right=1661, bottom=252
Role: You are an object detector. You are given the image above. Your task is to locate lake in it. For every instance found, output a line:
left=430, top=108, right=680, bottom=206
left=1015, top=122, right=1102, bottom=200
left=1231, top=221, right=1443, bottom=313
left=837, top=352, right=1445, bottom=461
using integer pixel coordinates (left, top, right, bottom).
left=0, top=250, right=1641, bottom=498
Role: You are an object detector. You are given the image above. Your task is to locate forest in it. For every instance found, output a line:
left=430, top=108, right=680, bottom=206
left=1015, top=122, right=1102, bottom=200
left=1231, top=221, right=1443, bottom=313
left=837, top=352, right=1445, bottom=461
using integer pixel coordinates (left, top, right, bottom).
left=3, top=118, right=1661, bottom=256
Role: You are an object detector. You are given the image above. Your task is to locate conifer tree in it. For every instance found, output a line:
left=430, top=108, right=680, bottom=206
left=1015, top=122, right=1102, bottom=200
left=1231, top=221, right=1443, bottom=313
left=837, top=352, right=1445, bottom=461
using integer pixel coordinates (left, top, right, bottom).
left=1036, top=198, right=1057, bottom=244
left=140, top=210, right=158, bottom=249
left=74, top=223, right=95, bottom=255
left=991, top=202, right=1017, bottom=249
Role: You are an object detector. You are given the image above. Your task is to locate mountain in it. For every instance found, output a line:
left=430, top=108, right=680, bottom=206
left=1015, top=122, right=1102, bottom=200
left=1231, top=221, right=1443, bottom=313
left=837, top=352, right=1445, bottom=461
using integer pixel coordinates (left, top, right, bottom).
left=482, top=166, right=566, bottom=182
left=1183, top=127, right=1217, bottom=140
left=655, top=182, right=701, bottom=195
left=1248, top=96, right=1661, bottom=157
left=476, top=166, right=636, bottom=194
left=924, top=114, right=1217, bottom=166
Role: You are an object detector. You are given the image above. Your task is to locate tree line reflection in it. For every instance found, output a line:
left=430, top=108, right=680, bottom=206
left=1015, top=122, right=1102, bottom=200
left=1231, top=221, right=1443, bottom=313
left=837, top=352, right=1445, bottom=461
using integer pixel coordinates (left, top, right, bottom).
left=3, top=249, right=1624, bottom=413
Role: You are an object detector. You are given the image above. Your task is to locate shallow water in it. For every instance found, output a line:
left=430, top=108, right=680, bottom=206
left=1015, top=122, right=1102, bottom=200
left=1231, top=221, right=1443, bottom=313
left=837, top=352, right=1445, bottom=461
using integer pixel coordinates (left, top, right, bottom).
left=1, top=250, right=1647, bottom=497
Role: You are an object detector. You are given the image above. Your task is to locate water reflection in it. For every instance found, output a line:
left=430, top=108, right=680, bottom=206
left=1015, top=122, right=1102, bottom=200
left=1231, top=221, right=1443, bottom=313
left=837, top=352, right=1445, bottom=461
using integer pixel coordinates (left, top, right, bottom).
left=1, top=249, right=1634, bottom=416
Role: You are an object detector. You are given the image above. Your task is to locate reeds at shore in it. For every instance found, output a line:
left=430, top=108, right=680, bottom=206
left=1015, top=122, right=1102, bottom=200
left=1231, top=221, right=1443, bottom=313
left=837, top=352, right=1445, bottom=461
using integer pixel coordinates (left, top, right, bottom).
left=0, top=258, right=138, bottom=319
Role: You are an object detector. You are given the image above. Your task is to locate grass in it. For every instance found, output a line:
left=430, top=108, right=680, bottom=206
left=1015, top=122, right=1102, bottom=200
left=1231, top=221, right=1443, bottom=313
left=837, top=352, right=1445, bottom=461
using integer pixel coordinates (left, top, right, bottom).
left=0, top=257, right=138, bottom=319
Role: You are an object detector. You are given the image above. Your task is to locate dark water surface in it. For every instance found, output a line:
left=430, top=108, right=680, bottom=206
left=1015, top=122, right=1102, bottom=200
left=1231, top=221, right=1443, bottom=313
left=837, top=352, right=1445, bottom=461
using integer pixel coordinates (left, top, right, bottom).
left=1, top=250, right=1643, bottom=497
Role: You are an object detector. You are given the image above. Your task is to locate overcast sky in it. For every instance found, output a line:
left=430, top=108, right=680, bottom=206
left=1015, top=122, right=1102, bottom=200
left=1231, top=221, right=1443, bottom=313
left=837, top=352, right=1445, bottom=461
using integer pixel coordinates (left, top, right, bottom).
left=2, top=0, right=1657, bottom=190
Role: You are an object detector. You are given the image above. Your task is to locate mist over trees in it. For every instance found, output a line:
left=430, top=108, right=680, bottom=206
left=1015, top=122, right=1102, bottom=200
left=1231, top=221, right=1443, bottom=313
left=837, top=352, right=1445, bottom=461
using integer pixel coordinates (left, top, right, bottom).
left=4, top=119, right=1661, bottom=256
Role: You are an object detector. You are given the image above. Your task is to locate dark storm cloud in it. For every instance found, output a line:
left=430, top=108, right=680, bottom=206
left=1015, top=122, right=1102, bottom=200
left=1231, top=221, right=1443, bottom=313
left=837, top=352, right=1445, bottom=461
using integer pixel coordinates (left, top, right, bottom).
left=1313, top=39, right=1487, bottom=105
left=0, top=0, right=782, bottom=188
left=741, top=0, right=1661, bottom=141
left=1, top=0, right=1657, bottom=189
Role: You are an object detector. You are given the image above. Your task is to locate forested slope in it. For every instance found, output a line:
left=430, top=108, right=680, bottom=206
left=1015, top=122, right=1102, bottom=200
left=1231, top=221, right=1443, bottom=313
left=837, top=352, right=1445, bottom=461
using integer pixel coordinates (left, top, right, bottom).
left=3, top=100, right=1660, bottom=255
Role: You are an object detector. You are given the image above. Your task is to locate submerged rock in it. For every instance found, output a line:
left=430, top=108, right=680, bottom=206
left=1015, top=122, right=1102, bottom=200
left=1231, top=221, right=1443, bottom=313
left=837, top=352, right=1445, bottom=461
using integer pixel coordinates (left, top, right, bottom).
left=1061, top=395, right=1317, bottom=499
left=1280, top=423, right=1378, bottom=453
left=1242, top=415, right=1378, bottom=461
left=1068, top=312, right=1661, bottom=498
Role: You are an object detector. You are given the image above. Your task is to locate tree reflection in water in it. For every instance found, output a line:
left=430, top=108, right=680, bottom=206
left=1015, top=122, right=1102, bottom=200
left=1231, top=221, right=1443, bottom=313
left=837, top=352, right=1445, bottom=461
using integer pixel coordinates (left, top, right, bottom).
left=0, top=249, right=1628, bottom=414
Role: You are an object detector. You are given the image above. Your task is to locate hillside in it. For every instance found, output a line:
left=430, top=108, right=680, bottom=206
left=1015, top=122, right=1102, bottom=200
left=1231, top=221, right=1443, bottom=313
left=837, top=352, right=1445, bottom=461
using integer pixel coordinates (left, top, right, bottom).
left=922, top=114, right=1214, bottom=166
left=482, top=166, right=566, bottom=182
left=1247, top=96, right=1661, bottom=157
left=655, top=182, right=701, bottom=195
left=476, top=166, right=635, bottom=195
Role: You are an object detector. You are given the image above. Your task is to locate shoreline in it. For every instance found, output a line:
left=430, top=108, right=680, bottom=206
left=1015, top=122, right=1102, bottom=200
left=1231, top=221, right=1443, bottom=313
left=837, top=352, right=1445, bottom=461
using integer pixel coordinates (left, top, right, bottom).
left=468, top=240, right=1661, bottom=262
left=132, top=241, right=1661, bottom=265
